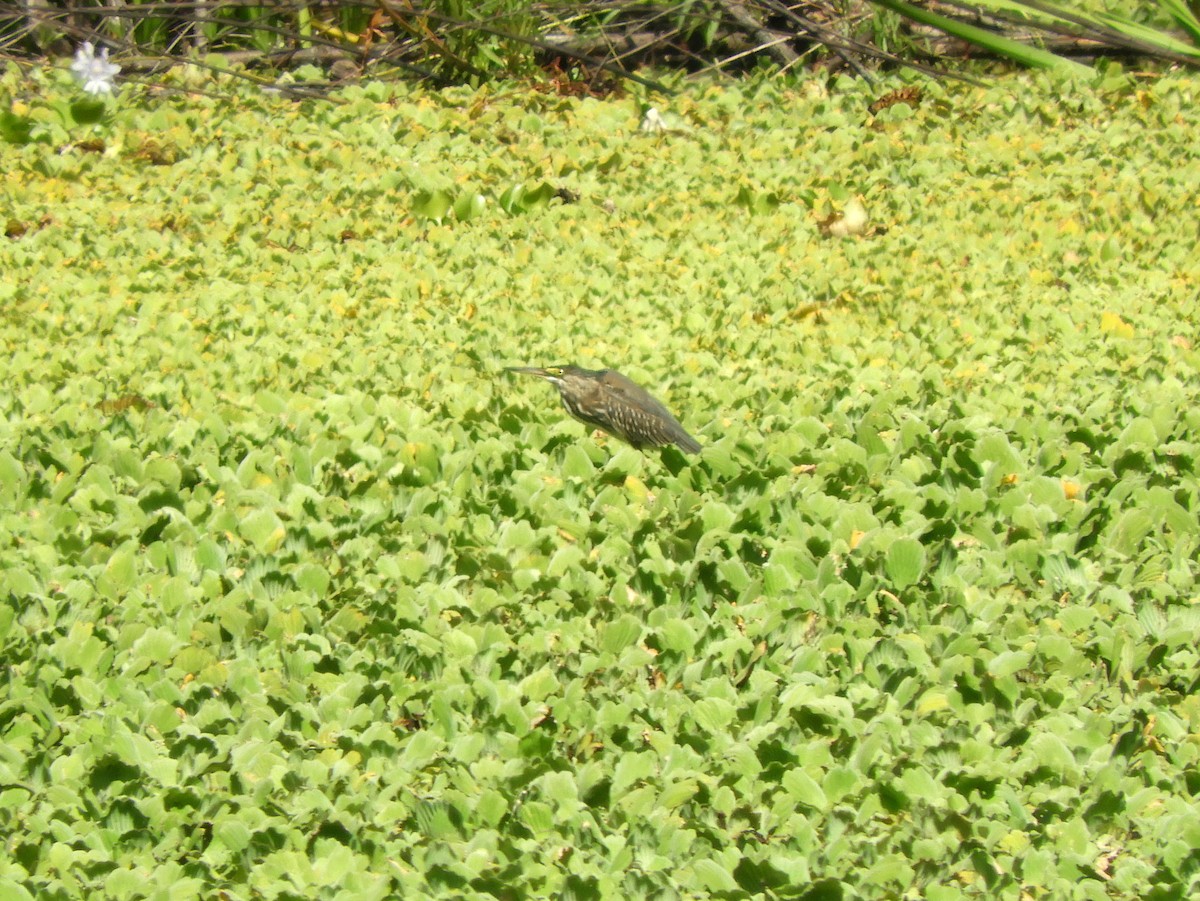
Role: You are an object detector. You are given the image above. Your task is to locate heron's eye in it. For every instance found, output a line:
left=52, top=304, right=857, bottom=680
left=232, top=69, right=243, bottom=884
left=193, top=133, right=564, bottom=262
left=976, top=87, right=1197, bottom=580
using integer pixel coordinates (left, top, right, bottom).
left=548, top=368, right=563, bottom=376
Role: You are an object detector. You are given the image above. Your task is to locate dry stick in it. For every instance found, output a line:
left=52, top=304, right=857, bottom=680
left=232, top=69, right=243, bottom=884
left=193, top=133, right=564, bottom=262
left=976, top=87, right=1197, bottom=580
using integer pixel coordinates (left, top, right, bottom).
left=19, top=0, right=37, bottom=47
left=191, top=0, right=209, bottom=52
left=758, top=0, right=874, bottom=79
left=18, top=14, right=336, bottom=98
left=761, top=0, right=983, bottom=83
left=714, top=0, right=800, bottom=68
left=699, top=35, right=805, bottom=76
left=400, top=6, right=677, bottom=93
left=571, top=0, right=727, bottom=75
left=0, top=10, right=36, bottom=52
left=20, top=3, right=443, bottom=84
left=579, top=4, right=694, bottom=72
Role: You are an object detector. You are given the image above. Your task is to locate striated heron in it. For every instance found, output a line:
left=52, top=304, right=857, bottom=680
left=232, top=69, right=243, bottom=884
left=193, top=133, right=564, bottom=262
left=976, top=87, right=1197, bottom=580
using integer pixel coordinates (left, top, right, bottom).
left=506, top=365, right=701, bottom=454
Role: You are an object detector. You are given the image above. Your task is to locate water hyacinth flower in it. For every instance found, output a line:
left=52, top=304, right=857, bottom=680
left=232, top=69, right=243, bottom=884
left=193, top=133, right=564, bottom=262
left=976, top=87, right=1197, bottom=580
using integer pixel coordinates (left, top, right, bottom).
left=71, top=42, right=120, bottom=95
left=640, top=107, right=666, bottom=134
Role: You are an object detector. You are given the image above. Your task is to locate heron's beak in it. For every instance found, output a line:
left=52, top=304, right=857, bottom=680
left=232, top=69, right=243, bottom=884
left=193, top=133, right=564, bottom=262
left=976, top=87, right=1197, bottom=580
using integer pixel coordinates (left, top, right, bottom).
left=506, top=366, right=557, bottom=382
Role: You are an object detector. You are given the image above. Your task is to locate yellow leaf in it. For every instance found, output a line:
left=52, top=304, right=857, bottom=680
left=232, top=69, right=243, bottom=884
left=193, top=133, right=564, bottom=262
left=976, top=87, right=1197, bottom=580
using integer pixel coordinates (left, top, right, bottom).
left=999, top=830, right=1031, bottom=854
left=624, top=475, right=651, bottom=503
left=1100, top=311, right=1134, bottom=338
left=917, top=691, right=949, bottom=714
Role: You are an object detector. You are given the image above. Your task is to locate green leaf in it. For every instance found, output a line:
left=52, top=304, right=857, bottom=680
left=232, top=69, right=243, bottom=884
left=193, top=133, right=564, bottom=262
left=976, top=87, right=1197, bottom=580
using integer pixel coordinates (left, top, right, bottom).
left=70, top=99, right=108, bottom=125
left=0, top=450, right=22, bottom=493
left=99, top=546, right=138, bottom=597
left=0, top=879, right=35, bottom=901
left=610, top=751, right=655, bottom=796
left=294, top=563, right=330, bottom=594
left=0, top=110, right=34, bottom=145
left=215, top=818, right=252, bottom=852
left=230, top=739, right=286, bottom=782
left=885, top=538, right=925, bottom=589
left=1026, top=733, right=1077, bottom=775
left=658, top=619, right=697, bottom=654
left=599, top=615, right=642, bottom=655
left=690, top=858, right=738, bottom=892
left=453, top=191, right=487, bottom=221
left=561, top=445, right=596, bottom=479
left=497, top=181, right=556, bottom=215
left=660, top=779, right=699, bottom=809
left=255, top=389, right=287, bottom=415
left=412, top=188, right=454, bottom=222
left=735, top=186, right=781, bottom=215
left=987, top=649, right=1031, bottom=679
left=692, top=697, right=735, bottom=732
left=597, top=151, right=622, bottom=173
left=701, top=501, right=736, bottom=533
left=783, top=770, right=829, bottom=811
left=5, top=567, right=38, bottom=598
left=238, top=509, right=286, bottom=552
left=547, top=544, right=585, bottom=578
left=312, top=842, right=356, bottom=886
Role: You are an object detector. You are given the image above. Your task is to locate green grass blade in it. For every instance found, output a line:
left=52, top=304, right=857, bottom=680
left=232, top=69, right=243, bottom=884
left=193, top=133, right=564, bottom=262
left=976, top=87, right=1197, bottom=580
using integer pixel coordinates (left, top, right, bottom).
left=870, top=0, right=1092, bottom=71
left=1094, top=10, right=1200, bottom=57
left=297, top=3, right=312, bottom=50
left=1159, top=0, right=1200, bottom=44
left=976, top=0, right=1200, bottom=60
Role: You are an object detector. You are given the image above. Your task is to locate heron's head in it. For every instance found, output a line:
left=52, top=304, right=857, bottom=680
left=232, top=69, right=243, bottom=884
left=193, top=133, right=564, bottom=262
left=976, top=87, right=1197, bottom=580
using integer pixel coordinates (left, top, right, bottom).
left=506, top=365, right=602, bottom=390
left=506, top=365, right=566, bottom=384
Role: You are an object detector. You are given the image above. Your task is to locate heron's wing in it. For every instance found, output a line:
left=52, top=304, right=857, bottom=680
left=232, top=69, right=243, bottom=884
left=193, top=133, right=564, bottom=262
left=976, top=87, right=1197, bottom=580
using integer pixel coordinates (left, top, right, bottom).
left=599, top=371, right=677, bottom=419
left=601, top=370, right=702, bottom=453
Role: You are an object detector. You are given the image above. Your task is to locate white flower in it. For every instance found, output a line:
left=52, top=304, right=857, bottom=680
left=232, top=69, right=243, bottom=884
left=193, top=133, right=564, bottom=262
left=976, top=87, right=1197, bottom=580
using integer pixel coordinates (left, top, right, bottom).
left=71, top=42, right=120, bottom=95
left=640, top=107, right=666, bottom=134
